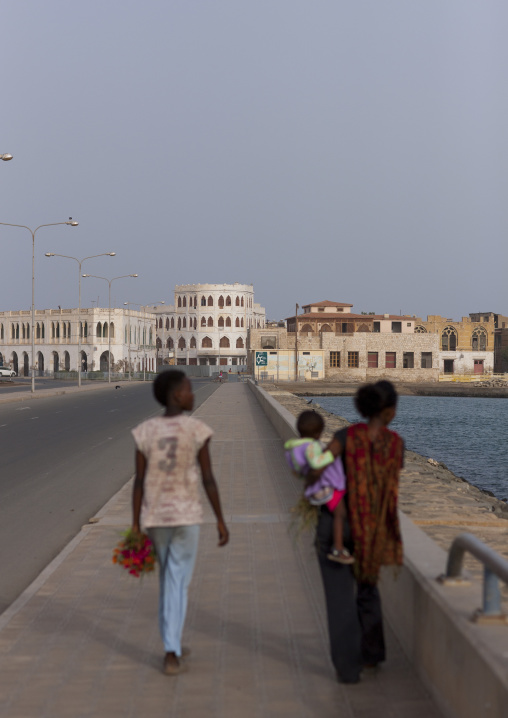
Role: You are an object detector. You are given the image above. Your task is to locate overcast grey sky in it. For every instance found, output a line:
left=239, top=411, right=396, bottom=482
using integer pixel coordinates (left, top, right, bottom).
left=2, top=1, right=507, bottom=321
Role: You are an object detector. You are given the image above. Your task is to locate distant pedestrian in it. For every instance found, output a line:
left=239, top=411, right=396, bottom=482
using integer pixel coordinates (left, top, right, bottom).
left=219, top=370, right=223, bottom=383
left=315, top=380, right=403, bottom=683
left=132, top=370, right=229, bottom=675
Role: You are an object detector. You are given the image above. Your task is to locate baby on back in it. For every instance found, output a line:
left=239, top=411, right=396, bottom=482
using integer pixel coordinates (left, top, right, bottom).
left=284, top=410, right=353, bottom=565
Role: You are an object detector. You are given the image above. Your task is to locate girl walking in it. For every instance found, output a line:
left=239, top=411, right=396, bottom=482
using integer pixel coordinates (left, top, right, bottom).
left=316, top=380, right=404, bottom=683
left=132, top=370, right=229, bottom=675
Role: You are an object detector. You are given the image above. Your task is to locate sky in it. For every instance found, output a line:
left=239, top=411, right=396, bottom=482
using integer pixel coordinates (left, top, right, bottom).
left=1, top=1, right=507, bottom=322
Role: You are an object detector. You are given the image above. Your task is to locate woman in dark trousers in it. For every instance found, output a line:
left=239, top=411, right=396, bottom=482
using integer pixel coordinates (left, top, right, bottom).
left=315, top=381, right=404, bottom=683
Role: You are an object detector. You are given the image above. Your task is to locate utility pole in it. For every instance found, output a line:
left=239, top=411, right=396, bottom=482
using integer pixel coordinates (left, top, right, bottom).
left=295, top=303, right=299, bottom=382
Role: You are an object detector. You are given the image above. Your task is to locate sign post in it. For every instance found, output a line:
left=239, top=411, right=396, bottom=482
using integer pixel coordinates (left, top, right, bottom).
left=255, top=351, right=268, bottom=382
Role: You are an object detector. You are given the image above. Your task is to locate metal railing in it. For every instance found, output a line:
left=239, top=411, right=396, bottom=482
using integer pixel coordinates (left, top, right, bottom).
left=439, top=532, right=508, bottom=623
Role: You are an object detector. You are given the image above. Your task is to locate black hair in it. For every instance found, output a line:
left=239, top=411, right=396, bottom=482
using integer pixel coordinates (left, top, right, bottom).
left=296, top=410, right=324, bottom=437
left=354, top=380, right=398, bottom=419
left=153, top=370, right=187, bottom=407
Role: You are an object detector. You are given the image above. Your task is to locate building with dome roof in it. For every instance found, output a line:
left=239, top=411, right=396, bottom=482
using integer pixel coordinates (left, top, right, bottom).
left=154, top=283, right=266, bottom=367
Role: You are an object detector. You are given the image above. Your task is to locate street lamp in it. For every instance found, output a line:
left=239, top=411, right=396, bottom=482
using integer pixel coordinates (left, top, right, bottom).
left=45, top=252, right=116, bottom=387
left=0, top=154, right=13, bottom=161
left=0, top=220, right=79, bottom=393
left=83, top=274, right=138, bottom=383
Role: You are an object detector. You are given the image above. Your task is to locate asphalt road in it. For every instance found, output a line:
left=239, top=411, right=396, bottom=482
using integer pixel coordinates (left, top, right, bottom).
left=0, top=379, right=219, bottom=613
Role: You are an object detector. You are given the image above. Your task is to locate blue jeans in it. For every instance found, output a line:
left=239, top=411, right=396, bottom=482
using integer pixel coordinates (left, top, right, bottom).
left=147, top=525, right=200, bottom=656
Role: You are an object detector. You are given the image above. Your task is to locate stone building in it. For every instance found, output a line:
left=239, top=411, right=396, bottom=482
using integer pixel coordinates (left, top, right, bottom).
left=0, top=307, right=157, bottom=376
left=249, top=300, right=440, bottom=382
left=416, top=314, right=496, bottom=375
left=468, top=311, right=508, bottom=373
left=154, top=283, right=266, bottom=367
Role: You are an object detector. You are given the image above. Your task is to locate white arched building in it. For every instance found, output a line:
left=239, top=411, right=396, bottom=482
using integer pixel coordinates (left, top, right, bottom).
left=0, top=306, right=157, bottom=376
left=155, top=283, right=266, bottom=367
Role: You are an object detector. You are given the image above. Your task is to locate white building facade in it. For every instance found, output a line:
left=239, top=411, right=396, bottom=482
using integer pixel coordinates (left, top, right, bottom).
left=155, top=283, right=266, bottom=367
left=0, top=307, right=157, bottom=376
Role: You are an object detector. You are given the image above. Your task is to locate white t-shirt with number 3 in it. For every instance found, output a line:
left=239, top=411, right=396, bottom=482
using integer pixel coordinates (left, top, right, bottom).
left=132, top=415, right=213, bottom=528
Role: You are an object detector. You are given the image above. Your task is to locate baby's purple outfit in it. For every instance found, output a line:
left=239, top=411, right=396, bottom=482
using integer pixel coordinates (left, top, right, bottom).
left=284, top=439, right=346, bottom=500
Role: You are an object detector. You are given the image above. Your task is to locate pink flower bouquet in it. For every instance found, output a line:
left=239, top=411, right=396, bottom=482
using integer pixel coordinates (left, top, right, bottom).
left=112, top=529, right=156, bottom=577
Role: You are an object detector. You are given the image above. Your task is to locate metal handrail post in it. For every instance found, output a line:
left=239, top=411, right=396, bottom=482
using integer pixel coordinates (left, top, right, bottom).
left=484, top=567, right=502, bottom=616
left=441, top=532, right=508, bottom=621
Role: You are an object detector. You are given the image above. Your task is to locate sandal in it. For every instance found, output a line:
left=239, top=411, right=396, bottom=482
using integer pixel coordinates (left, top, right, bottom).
left=327, top=548, right=355, bottom=565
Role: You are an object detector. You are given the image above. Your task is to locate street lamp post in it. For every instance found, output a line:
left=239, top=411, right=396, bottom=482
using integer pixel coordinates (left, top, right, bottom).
left=45, top=252, right=116, bottom=387
left=83, top=274, right=138, bottom=383
left=0, top=220, right=78, bottom=392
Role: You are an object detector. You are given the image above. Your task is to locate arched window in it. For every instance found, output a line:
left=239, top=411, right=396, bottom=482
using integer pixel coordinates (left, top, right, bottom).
left=236, top=337, right=244, bottom=348
left=171, top=317, right=174, bottom=329
left=178, top=337, right=186, bottom=350
left=178, top=317, right=181, bottom=330
left=165, top=318, right=169, bottom=330
left=103, top=322, right=109, bottom=339
left=183, top=296, right=187, bottom=308
left=218, top=295, right=224, bottom=308
left=158, top=318, right=162, bottom=329
left=208, top=317, right=213, bottom=327
left=226, top=317, right=231, bottom=327
left=178, top=297, right=182, bottom=308
left=235, top=317, right=240, bottom=327
left=415, top=325, right=427, bottom=333
left=301, top=324, right=313, bottom=332
left=241, top=317, right=244, bottom=327
left=167, top=337, right=174, bottom=350
left=201, top=296, right=206, bottom=306
left=218, top=317, right=224, bottom=329
left=0, top=324, right=3, bottom=340
left=220, top=336, right=230, bottom=348
left=441, top=326, right=457, bottom=351
left=241, top=297, right=244, bottom=307
left=208, top=296, right=213, bottom=306
left=226, top=296, right=231, bottom=306
left=235, top=297, right=240, bottom=306
left=182, top=317, right=187, bottom=329
left=472, top=327, right=487, bottom=351
left=110, top=322, right=115, bottom=338
left=96, top=322, right=102, bottom=338
left=201, top=317, right=207, bottom=327
left=193, top=296, right=197, bottom=308
left=42, top=323, right=45, bottom=339
left=202, top=336, right=212, bottom=348
left=190, top=336, right=196, bottom=348
left=193, top=318, right=197, bottom=329
left=149, top=328, right=153, bottom=344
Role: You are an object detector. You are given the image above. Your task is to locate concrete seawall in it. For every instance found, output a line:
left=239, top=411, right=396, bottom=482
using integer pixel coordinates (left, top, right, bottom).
left=248, top=380, right=508, bottom=718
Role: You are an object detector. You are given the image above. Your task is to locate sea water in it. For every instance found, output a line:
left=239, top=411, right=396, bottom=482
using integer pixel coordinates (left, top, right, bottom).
left=311, top=395, right=508, bottom=500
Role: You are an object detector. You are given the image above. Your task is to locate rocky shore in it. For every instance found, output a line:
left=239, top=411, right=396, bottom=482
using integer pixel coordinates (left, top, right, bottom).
left=270, top=379, right=508, bottom=399
left=265, top=385, right=508, bottom=594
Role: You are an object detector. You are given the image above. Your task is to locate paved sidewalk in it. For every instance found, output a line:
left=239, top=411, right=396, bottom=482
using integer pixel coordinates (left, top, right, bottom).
left=0, top=384, right=443, bottom=717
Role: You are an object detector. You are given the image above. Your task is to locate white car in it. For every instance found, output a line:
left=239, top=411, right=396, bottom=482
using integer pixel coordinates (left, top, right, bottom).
left=0, top=367, right=16, bottom=377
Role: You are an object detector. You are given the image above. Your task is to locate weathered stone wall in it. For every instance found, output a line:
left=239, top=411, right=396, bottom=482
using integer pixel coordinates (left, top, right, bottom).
left=249, top=328, right=440, bottom=382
